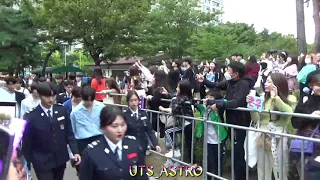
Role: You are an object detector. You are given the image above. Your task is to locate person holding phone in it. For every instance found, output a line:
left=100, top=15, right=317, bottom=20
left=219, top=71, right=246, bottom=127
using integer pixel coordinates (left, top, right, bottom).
left=247, top=73, right=297, bottom=180
left=6, top=162, right=19, bottom=180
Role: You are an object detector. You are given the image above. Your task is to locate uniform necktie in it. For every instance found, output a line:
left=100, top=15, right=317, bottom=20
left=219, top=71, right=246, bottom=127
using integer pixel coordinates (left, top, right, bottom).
left=115, top=146, right=121, bottom=161
left=133, top=113, right=138, bottom=120
left=47, top=110, right=52, bottom=121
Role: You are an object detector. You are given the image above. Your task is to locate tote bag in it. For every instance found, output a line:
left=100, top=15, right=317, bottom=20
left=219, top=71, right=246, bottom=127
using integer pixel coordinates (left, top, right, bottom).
left=244, top=119, right=260, bottom=168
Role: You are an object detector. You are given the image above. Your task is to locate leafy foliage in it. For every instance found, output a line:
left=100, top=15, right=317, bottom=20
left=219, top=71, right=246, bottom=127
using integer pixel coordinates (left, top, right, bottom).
left=0, top=0, right=300, bottom=73
left=0, top=4, right=42, bottom=72
left=36, top=0, right=151, bottom=65
left=187, top=23, right=298, bottom=62
left=136, top=0, right=220, bottom=60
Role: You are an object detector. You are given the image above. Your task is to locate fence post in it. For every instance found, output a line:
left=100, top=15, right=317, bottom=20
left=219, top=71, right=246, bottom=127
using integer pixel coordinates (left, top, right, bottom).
left=202, top=107, right=210, bottom=180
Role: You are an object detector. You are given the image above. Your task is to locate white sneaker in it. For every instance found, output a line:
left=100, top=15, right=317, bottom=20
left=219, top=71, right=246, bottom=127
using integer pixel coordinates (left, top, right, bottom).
left=163, top=159, right=174, bottom=168
left=165, top=149, right=181, bottom=158
left=145, top=150, right=151, bottom=156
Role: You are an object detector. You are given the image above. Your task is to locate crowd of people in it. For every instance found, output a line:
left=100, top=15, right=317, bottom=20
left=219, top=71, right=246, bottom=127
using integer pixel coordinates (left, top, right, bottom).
left=2, top=50, right=320, bottom=180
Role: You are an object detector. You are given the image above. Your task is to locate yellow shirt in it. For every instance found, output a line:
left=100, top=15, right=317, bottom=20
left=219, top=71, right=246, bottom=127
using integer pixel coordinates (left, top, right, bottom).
left=251, top=95, right=297, bottom=126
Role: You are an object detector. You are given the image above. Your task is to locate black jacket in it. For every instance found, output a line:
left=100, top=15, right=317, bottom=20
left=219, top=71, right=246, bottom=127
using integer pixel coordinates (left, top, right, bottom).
left=22, top=104, right=78, bottom=170
left=79, top=136, right=148, bottom=180
left=203, top=77, right=253, bottom=126
left=15, top=91, right=25, bottom=117
left=292, top=95, right=320, bottom=130
left=123, top=108, right=159, bottom=149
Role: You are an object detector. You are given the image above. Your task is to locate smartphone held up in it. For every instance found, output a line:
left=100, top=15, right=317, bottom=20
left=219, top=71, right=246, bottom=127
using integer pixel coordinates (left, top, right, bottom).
left=0, top=101, right=29, bottom=180
left=0, top=125, right=14, bottom=180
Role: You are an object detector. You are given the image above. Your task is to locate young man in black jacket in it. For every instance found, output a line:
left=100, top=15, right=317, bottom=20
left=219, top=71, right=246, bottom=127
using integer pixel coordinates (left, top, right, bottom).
left=198, top=61, right=253, bottom=180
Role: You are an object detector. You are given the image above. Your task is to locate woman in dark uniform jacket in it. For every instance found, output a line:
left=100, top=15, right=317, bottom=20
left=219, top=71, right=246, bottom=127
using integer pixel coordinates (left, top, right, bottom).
left=124, top=91, right=161, bottom=158
left=79, top=106, right=148, bottom=180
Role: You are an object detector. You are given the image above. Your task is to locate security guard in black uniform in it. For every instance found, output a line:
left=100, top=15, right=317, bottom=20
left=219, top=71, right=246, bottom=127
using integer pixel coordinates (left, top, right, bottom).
left=79, top=106, right=149, bottom=180
left=124, top=91, right=161, bottom=157
left=22, top=82, right=81, bottom=180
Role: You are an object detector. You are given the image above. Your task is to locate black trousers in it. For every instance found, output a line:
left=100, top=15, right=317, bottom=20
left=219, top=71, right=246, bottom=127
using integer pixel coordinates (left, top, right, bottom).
left=183, top=123, right=194, bottom=164
left=151, top=115, right=165, bottom=138
left=207, top=141, right=226, bottom=180
left=74, top=135, right=101, bottom=172
left=77, top=135, right=102, bottom=155
left=34, top=163, right=66, bottom=180
left=229, top=128, right=247, bottom=180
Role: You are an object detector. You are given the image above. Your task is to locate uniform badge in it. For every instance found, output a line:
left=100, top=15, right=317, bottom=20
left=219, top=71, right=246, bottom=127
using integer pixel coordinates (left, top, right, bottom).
left=60, top=124, right=64, bottom=130
left=88, top=144, right=93, bottom=148
left=57, top=116, right=65, bottom=121
left=41, top=113, right=44, bottom=116
left=55, top=111, right=58, bottom=114
left=125, top=135, right=136, bottom=140
left=123, top=145, right=128, bottom=149
left=104, top=148, right=110, bottom=154
left=92, top=141, right=98, bottom=146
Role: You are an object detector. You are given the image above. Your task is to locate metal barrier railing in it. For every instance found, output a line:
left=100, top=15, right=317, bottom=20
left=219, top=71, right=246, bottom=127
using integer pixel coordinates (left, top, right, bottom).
left=106, top=93, right=320, bottom=180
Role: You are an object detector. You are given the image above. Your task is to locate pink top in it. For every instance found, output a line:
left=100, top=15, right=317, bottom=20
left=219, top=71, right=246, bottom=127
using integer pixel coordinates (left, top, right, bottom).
left=284, top=64, right=298, bottom=91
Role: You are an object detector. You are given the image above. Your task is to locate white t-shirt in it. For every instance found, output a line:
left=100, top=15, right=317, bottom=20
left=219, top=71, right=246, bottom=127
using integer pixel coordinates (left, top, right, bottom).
left=207, top=123, right=219, bottom=144
left=16, top=87, right=30, bottom=97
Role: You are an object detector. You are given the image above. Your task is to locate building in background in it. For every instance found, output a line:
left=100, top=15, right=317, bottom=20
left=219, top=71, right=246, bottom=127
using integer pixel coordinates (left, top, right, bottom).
left=198, top=0, right=223, bottom=22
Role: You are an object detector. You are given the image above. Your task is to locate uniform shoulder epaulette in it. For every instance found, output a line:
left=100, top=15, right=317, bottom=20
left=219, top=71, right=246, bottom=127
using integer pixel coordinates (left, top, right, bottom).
left=57, top=103, right=64, bottom=106
left=26, top=107, right=37, bottom=114
left=59, top=93, right=64, bottom=95
left=125, top=135, right=136, bottom=140
left=87, top=140, right=100, bottom=149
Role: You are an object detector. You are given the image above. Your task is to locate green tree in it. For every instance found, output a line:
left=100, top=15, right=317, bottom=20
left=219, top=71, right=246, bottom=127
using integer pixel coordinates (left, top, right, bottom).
left=136, top=0, right=219, bottom=60
left=47, top=51, right=64, bottom=67
left=36, top=0, right=151, bottom=65
left=0, top=2, right=42, bottom=74
left=187, top=29, right=236, bottom=60
left=188, top=22, right=298, bottom=61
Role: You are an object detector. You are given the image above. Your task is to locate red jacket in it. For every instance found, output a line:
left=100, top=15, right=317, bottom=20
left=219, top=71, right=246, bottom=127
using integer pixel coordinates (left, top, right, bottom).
left=245, top=63, right=260, bottom=77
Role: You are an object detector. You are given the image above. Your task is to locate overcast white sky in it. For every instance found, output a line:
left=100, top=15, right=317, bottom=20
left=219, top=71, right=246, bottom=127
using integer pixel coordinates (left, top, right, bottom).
left=223, top=0, right=315, bottom=44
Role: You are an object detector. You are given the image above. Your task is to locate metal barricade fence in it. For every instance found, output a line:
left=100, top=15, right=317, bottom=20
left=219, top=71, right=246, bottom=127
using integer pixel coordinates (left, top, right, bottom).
left=107, top=93, right=320, bottom=180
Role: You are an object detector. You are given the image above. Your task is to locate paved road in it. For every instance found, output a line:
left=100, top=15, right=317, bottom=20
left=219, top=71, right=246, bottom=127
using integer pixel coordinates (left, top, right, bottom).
left=30, top=163, right=77, bottom=180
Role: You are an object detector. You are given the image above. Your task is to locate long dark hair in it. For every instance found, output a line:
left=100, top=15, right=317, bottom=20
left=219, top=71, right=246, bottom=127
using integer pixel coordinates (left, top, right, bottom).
left=106, top=77, right=120, bottom=93
left=286, top=55, right=299, bottom=68
left=265, top=73, right=289, bottom=104
left=177, top=80, right=193, bottom=99
left=247, top=55, right=257, bottom=64
left=152, top=70, right=171, bottom=94
left=132, top=76, right=144, bottom=90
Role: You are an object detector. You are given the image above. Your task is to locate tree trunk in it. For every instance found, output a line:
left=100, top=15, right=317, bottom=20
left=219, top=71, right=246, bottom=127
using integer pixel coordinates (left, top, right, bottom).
left=296, top=0, right=308, bottom=54
left=89, top=51, right=101, bottom=66
left=41, top=45, right=59, bottom=76
left=312, top=0, right=320, bottom=52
